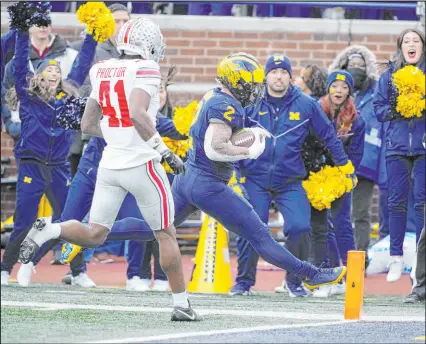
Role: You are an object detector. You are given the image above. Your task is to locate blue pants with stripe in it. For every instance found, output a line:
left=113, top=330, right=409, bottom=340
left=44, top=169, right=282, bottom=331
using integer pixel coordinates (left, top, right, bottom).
left=1, top=159, right=70, bottom=274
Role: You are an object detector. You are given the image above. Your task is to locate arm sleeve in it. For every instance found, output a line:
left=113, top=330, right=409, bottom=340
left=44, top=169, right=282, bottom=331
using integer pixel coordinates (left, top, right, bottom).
left=347, top=117, right=366, bottom=171
left=373, top=70, right=396, bottom=122
left=156, top=113, right=187, bottom=140
left=311, top=101, right=348, bottom=166
left=66, top=34, right=97, bottom=87
left=13, top=31, right=31, bottom=99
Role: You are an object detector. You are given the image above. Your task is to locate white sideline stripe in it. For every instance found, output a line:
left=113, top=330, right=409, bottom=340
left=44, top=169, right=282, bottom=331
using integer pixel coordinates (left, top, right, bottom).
left=87, top=321, right=349, bottom=344
left=1, top=301, right=425, bottom=323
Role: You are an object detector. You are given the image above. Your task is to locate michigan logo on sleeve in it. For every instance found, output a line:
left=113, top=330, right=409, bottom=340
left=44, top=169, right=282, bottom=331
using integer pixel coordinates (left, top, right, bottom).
left=289, top=112, right=300, bottom=120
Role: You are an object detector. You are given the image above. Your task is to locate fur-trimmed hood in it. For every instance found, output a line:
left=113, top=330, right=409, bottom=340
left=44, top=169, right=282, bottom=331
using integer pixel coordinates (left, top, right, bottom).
left=328, top=45, right=378, bottom=80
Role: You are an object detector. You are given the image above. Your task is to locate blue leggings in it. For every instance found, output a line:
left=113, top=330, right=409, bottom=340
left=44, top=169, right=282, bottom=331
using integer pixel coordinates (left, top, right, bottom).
left=386, top=155, right=425, bottom=256
left=172, top=166, right=318, bottom=280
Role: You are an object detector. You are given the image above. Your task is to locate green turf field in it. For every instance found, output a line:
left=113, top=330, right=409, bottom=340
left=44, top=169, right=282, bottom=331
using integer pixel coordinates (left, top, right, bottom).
left=1, top=283, right=425, bottom=343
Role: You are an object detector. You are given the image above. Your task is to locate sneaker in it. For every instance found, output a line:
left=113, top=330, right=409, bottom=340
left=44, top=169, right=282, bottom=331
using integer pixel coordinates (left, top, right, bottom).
left=274, top=280, right=287, bottom=293
left=17, top=262, right=35, bottom=287
left=61, top=243, right=83, bottom=264
left=151, top=279, right=170, bottom=292
left=126, top=277, right=150, bottom=292
left=330, top=280, right=346, bottom=295
left=19, top=218, right=48, bottom=264
left=387, top=256, right=404, bottom=283
left=171, top=301, right=203, bottom=322
left=304, top=266, right=347, bottom=290
left=1, top=271, right=10, bottom=286
left=62, top=270, right=72, bottom=285
left=312, top=285, right=332, bottom=298
left=403, top=292, right=425, bottom=304
left=71, top=273, right=96, bottom=288
left=286, top=281, right=308, bottom=298
left=229, top=283, right=258, bottom=296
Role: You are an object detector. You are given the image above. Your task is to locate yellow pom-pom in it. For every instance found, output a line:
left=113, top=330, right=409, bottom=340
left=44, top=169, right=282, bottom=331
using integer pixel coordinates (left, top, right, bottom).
left=302, top=164, right=354, bottom=211
left=77, top=2, right=115, bottom=43
left=338, top=160, right=355, bottom=175
left=393, top=65, right=425, bottom=119
left=173, top=101, right=199, bottom=136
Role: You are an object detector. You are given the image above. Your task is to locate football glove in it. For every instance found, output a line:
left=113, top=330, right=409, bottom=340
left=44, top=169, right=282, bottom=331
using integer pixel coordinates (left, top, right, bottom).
left=162, top=150, right=185, bottom=175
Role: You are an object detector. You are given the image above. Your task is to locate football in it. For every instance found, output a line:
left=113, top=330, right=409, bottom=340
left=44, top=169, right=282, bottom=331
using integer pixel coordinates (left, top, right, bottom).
left=230, top=129, right=256, bottom=148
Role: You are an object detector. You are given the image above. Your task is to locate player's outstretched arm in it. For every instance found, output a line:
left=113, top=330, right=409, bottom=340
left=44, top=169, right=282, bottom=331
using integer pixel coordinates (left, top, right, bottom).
left=81, top=98, right=104, bottom=138
left=205, top=122, right=250, bottom=162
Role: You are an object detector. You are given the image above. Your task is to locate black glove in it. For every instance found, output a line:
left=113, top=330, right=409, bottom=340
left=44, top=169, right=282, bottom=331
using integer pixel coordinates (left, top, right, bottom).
left=162, top=150, right=185, bottom=175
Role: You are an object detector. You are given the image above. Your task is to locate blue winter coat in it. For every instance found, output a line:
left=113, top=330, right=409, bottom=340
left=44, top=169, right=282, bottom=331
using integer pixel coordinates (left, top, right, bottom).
left=13, top=31, right=96, bottom=165
left=239, top=85, right=348, bottom=189
left=373, top=62, right=426, bottom=157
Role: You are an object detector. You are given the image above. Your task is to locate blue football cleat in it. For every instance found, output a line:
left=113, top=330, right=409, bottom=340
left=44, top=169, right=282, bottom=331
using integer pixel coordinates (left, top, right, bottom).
left=304, top=266, right=347, bottom=290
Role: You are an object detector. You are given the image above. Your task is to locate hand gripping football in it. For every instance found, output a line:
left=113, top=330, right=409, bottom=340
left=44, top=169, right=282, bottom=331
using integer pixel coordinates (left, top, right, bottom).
left=230, top=129, right=256, bottom=148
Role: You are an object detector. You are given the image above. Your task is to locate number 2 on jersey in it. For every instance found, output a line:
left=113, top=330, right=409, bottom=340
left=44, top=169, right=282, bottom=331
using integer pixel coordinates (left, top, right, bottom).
left=99, top=80, right=132, bottom=127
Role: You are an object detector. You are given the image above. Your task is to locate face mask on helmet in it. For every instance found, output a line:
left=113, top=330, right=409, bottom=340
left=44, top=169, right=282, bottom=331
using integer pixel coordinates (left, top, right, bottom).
left=117, top=18, right=165, bottom=63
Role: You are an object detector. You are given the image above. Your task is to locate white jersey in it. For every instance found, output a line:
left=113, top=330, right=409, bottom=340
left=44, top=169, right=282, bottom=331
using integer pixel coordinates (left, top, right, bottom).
left=89, top=58, right=161, bottom=170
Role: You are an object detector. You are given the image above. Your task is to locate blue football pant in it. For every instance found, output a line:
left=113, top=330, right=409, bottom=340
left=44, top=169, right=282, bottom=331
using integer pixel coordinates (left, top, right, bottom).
left=172, top=166, right=318, bottom=280
left=1, top=160, right=70, bottom=274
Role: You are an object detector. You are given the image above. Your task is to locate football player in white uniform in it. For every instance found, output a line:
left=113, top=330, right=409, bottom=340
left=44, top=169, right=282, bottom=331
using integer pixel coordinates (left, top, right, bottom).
left=19, top=18, right=201, bottom=322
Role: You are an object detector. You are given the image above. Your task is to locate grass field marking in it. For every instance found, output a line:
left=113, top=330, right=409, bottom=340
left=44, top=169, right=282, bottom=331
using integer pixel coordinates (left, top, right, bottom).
left=2, top=301, right=424, bottom=322
left=87, top=320, right=350, bottom=343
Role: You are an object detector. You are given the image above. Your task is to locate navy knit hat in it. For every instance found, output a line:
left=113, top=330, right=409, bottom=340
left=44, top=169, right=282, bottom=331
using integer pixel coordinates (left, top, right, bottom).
left=264, top=54, right=292, bottom=78
left=36, top=59, right=61, bottom=75
left=327, top=70, right=354, bottom=94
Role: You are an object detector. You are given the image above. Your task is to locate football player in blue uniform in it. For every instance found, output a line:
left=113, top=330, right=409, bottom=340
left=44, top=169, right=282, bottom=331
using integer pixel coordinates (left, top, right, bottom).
left=172, top=52, right=347, bottom=289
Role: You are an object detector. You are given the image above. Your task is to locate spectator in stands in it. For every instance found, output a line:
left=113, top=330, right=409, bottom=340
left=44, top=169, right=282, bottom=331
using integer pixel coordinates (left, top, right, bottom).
left=187, top=3, right=233, bottom=16
left=294, top=65, right=328, bottom=101
left=0, top=14, right=97, bottom=286
left=373, top=28, right=425, bottom=283
left=328, top=45, right=380, bottom=270
left=231, top=55, right=349, bottom=297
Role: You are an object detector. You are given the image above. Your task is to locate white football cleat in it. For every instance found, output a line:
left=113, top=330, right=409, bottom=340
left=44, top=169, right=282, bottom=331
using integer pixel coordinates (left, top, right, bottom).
left=17, top=262, right=35, bottom=287
left=72, top=273, right=96, bottom=288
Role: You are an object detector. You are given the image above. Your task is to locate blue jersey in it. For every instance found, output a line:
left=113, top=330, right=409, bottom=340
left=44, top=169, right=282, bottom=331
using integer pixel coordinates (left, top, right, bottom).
left=187, top=88, right=245, bottom=181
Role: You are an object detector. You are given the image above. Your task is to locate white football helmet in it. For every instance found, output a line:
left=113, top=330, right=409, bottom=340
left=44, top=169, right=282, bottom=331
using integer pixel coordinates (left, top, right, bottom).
left=116, top=17, right=165, bottom=63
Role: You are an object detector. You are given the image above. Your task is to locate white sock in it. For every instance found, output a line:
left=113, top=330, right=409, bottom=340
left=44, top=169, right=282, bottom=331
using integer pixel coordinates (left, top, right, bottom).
left=33, top=223, right=61, bottom=247
left=172, top=291, right=189, bottom=308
